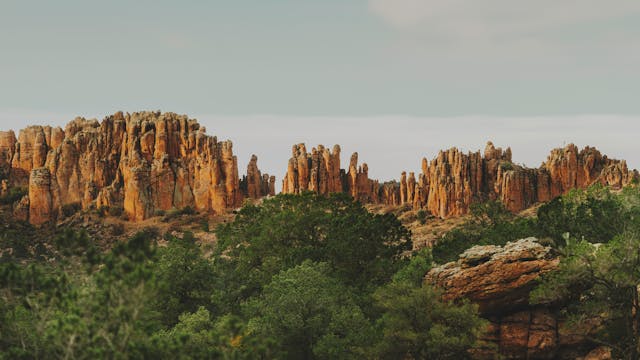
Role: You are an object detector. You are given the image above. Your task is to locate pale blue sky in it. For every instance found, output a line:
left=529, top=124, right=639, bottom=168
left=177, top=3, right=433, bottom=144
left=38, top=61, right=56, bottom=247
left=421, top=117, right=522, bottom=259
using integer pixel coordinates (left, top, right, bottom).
left=1, top=1, right=639, bottom=180
left=2, top=0, right=640, bottom=116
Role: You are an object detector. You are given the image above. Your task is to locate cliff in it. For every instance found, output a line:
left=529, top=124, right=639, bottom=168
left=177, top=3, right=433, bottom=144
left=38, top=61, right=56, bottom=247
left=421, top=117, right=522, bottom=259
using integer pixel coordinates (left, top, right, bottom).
left=399, top=142, right=637, bottom=217
left=0, top=111, right=272, bottom=225
left=280, top=141, right=637, bottom=218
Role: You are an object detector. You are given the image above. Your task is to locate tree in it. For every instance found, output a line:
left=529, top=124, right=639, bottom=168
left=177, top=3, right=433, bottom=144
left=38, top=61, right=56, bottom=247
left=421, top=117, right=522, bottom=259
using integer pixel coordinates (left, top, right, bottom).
left=213, top=192, right=411, bottom=307
left=433, top=200, right=536, bottom=264
left=154, top=232, right=217, bottom=326
left=373, top=280, right=486, bottom=359
left=532, top=228, right=640, bottom=359
left=243, top=261, right=374, bottom=359
left=536, top=184, right=624, bottom=246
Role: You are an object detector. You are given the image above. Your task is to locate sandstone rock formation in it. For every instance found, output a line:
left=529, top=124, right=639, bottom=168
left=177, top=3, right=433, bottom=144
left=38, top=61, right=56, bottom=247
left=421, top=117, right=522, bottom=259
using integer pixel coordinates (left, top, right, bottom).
left=282, top=144, right=343, bottom=195
left=426, top=238, right=559, bottom=314
left=0, top=111, right=269, bottom=224
left=426, top=238, right=601, bottom=359
left=241, top=154, right=275, bottom=199
left=281, top=144, right=381, bottom=202
left=399, top=142, right=638, bottom=218
left=280, top=141, right=638, bottom=216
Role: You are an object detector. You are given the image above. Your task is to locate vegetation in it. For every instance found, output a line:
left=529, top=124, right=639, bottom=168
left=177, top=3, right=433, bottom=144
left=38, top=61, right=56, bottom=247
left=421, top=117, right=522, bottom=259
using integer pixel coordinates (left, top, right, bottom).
left=432, top=184, right=631, bottom=264
left=432, top=200, right=536, bottom=263
left=0, top=186, right=27, bottom=205
left=5, top=183, right=638, bottom=358
left=0, top=192, right=485, bottom=359
left=532, top=186, right=640, bottom=359
left=61, top=202, right=82, bottom=218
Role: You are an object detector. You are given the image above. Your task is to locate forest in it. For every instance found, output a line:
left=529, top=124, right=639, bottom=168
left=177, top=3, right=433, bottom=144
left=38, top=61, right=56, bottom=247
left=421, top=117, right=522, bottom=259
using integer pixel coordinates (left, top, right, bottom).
left=2, top=186, right=640, bottom=359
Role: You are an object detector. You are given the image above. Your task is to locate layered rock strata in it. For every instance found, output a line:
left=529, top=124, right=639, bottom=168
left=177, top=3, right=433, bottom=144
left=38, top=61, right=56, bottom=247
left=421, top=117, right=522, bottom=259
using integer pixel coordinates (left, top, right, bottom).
left=0, top=111, right=272, bottom=224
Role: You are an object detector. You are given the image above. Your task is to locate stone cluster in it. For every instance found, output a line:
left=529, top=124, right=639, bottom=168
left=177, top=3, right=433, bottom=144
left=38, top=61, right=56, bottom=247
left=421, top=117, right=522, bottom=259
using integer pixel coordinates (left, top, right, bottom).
left=0, top=111, right=273, bottom=225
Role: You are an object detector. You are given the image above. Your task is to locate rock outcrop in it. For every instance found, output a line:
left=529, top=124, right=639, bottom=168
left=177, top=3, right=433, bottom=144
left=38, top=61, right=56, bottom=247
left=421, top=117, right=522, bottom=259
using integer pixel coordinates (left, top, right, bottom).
left=280, top=141, right=637, bottom=217
left=241, top=154, right=275, bottom=199
left=400, top=142, right=638, bottom=218
left=281, top=144, right=381, bottom=202
left=0, top=111, right=272, bottom=224
left=426, top=238, right=601, bottom=359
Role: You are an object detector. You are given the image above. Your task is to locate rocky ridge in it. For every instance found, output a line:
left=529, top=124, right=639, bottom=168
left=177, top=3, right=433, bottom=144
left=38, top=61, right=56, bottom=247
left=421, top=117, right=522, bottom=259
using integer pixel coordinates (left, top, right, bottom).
left=400, top=142, right=637, bottom=218
left=0, top=111, right=273, bottom=225
left=281, top=141, right=638, bottom=219
left=2, top=113, right=637, bottom=226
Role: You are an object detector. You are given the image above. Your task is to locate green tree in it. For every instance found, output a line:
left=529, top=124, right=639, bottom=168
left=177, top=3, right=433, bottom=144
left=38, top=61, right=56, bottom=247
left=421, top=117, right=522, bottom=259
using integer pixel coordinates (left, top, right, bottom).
left=373, top=280, right=486, bottom=359
left=154, top=232, right=217, bottom=326
left=243, top=261, right=374, bottom=359
left=536, top=184, right=624, bottom=245
left=213, top=192, right=411, bottom=307
left=433, top=200, right=537, bottom=264
left=532, top=229, right=640, bottom=359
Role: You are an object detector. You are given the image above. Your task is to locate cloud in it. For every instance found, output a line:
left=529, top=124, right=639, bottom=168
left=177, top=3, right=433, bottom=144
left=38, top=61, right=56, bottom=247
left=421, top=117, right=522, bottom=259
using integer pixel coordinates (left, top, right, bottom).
left=368, top=0, right=640, bottom=42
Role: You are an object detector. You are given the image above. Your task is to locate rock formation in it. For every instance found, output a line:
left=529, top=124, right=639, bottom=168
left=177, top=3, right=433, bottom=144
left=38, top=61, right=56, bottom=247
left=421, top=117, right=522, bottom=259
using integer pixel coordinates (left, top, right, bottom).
left=280, top=141, right=637, bottom=217
left=399, top=142, right=638, bottom=218
left=282, top=144, right=343, bottom=195
left=240, top=154, right=275, bottom=199
left=0, top=111, right=273, bottom=224
left=281, top=144, right=381, bottom=202
left=426, top=238, right=602, bottom=359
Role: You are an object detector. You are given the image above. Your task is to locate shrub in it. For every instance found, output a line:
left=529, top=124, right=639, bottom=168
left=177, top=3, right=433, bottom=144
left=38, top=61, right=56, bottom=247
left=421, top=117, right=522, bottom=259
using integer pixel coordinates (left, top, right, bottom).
left=111, top=223, right=125, bottom=236
left=416, top=209, right=428, bottom=225
left=163, top=206, right=197, bottom=222
left=61, top=202, right=82, bottom=218
left=0, top=187, right=27, bottom=205
left=109, top=206, right=124, bottom=217
left=499, top=161, right=514, bottom=171
left=199, top=219, right=210, bottom=232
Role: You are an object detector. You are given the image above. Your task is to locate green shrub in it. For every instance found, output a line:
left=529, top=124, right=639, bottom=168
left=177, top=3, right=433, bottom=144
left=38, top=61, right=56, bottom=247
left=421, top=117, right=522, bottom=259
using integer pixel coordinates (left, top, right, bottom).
left=0, top=187, right=27, bottom=205
left=499, top=161, right=514, bottom=171
left=416, top=209, right=428, bottom=225
left=537, top=184, right=623, bottom=246
left=61, top=202, right=82, bottom=218
left=199, top=219, right=210, bottom=232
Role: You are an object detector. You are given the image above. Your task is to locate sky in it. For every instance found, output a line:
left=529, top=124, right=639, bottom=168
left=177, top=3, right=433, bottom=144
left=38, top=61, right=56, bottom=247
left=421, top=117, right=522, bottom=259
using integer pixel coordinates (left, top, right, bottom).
left=0, top=1, right=639, bottom=181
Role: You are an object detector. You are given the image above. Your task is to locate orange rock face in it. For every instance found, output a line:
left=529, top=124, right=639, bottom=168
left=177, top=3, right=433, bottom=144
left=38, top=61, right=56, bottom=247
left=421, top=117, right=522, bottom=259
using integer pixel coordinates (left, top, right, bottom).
left=1, top=111, right=251, bottom=224
left=241, top=155, right=275, bottom=199
left=399, top=142, right=638, bottom=218
left=279, top=141, right=638, bottom=215
left=282, top=144, right=343, bottom=195
left=28, top=167, right=53, bottom=225
left=281, top=144, right=381, bottom=202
